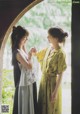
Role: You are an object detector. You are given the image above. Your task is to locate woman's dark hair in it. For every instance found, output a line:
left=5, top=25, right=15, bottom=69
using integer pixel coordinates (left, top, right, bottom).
left=11, top=25, right=29, bottom=52
left=11, top=26, right=29, bottom=65
left=48, top=27, right=68, bottom=43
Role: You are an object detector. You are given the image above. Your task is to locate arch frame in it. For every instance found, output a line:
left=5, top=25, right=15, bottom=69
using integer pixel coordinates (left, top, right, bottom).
left=0, top=0, right=43, bottom=107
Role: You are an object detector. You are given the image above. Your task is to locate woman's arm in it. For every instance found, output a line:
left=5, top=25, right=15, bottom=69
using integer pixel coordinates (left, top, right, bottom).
left=51, top=73, right=62, bottom=103
left=28, top=47, right=47, bottom=63
left=51, top=51, right=67, bottom=103
left=28, top=47, right=36, bottom=60
left=16, top=52, right=32, bottom=70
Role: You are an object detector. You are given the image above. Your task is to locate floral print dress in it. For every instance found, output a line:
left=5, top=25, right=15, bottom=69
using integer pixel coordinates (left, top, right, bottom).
left=36, top=46, right=67, bottom=114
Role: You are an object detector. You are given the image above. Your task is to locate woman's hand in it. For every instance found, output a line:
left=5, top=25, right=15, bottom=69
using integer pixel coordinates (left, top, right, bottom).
left=50, top=91, right=57, bottom=109
left=29, top=47, right=37, bottom=55
left=51, top=73, right=62, bottom=104
left=28, top=47, right=37, bottom=60
left=51, top=91, right=57, bottom=104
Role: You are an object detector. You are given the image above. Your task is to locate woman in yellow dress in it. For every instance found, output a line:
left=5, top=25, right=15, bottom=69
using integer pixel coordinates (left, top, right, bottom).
left=35, top=27, right=68, bottom=114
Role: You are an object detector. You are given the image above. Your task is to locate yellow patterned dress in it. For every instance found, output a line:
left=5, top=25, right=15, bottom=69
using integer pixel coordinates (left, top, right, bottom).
left=36, top=46, right=67, bottom=114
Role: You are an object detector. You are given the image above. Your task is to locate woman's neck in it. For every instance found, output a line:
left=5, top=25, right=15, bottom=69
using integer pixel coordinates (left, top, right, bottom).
left=19, top=46, right=23, bottom=50
left=51, top=43, right=60, bottom=50
left=19, top=46, right=27, bottom=53
left=19, top=45, right=24, bottom=51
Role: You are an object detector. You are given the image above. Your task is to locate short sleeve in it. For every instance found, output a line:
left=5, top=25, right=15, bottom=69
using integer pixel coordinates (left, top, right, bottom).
left=36, top=48, right=47, bottom=63
left=57, top=52, right=67, bottom=74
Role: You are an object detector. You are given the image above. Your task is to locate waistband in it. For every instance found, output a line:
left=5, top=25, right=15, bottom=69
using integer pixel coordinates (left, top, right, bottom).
left=42, top=72, right=57, bottom=82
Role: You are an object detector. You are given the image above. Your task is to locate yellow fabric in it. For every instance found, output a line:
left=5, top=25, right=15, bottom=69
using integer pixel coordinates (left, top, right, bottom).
left=37, top=46, right=67, bottom=114
left=36, top=48, right=47, bottom=66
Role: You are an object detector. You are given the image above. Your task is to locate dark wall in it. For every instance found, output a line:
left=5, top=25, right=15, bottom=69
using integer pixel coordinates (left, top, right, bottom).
left=0, top=0, right=35, bottom=47
left=72, top=1, right=80, bottom=114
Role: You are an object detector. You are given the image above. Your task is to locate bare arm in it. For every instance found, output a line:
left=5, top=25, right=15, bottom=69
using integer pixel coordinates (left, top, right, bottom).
left=16, top=52, right=32, bottom=70
left=54, top=73, right=62, bottom=93
left=51, top=73, right=63, bottom=102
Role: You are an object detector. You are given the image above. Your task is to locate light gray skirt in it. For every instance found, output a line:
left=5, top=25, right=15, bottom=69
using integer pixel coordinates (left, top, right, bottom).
left=18, top=85, right=34, bottom=114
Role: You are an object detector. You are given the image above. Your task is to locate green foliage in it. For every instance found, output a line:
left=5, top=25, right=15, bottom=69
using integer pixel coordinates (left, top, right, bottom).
left=17, top=1, right=71, bottom=31
left=2, top=69, right=14, bottom=114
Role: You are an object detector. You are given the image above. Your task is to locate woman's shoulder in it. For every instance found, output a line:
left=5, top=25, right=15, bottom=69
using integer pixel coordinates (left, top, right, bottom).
left=12, top=49, right=21, bottom=60
left=58, top=48, right=66, bottom=58
left=13, top=49, right=23, bottom=56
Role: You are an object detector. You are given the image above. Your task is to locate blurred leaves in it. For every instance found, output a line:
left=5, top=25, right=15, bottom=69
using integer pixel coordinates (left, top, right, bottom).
left=17, top=1, right=71, bottom=30
left=2, top=69, right=14, bottom=114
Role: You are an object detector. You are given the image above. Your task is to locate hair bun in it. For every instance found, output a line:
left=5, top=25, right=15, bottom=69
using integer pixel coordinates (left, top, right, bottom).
left=64, top=32, right=68, bottom=37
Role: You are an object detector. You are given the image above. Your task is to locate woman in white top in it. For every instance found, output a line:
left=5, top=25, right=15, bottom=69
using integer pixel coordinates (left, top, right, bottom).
left=11, top=26, right=37, bottom=114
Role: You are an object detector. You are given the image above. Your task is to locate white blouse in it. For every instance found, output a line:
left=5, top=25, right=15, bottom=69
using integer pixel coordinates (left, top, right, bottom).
left=17, top=49, right=37, bottom=86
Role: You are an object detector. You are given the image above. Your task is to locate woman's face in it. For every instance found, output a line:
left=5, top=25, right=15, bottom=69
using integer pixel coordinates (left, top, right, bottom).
left=47, top=33, right=58, bottom=45
left=20, top=36, right=28, bottom=46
